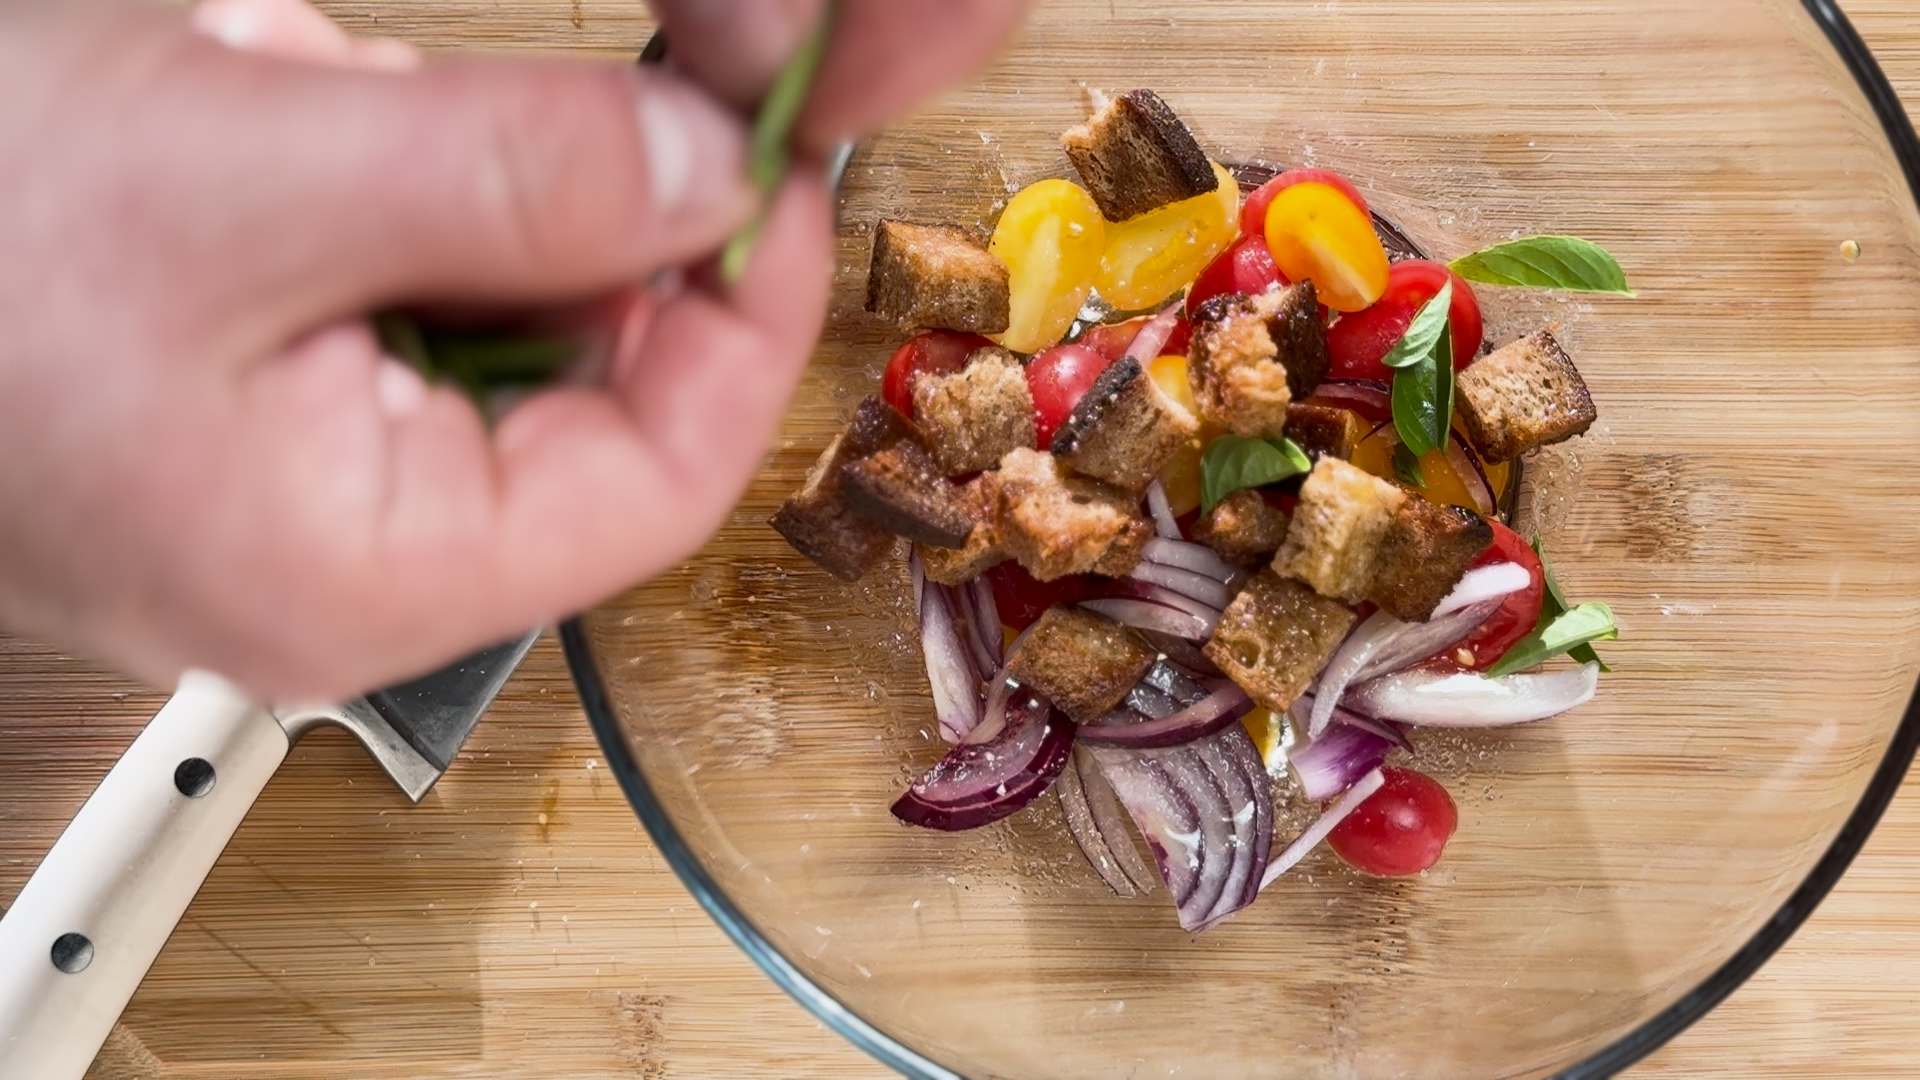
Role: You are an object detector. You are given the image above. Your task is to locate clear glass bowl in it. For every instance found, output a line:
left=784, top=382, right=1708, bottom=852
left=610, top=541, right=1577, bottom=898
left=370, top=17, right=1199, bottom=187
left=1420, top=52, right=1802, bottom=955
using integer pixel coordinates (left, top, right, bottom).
left=564, top=2, right=1920, bottom=1076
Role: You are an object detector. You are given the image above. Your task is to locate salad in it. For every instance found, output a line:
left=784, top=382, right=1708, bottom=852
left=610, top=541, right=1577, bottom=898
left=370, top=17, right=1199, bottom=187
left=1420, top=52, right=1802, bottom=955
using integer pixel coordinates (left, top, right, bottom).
left=772, top=88, right=1627, bottom=932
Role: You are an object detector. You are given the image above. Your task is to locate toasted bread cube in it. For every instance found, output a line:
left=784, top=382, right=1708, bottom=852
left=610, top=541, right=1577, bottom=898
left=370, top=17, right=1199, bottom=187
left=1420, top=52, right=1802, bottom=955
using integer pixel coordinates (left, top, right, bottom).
left=865, top=220, right=1010, bottom=333
left=841, top=438, right=978, bottom=549
left=1272, top=457, right=1407, bottom=601
left=1060, top=89, right=1218, bottom=222
left=843, top=394, right=919, bottom=457
left=912, top=347, right=1036, bottom=475
left=1454, top=329, right=1597, bottom=462
left=1050, top=355, right=1200, bottom=494
left=917, top=475, right=1008, bottom=585
left=769, top=433, right=896, bottom=581
left=995, top=448, right=1152, bottom=581
left=1189, top=285, right=1332, bottom=438
left=1193, top=489, right=1290, bottom=566
left=1365, top=496, right=1496, bottom=622
left=1006, top=606, right=1156, bottom=721
left=1283, top=403, right=1369, bottom=461
left=1202, top=570, right=1357, bottom=713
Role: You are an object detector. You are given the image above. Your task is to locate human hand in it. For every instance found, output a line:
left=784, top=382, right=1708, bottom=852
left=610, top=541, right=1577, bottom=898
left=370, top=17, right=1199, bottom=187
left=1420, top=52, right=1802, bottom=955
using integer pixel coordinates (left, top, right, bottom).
left=0, top=0, right=1026, bottom=702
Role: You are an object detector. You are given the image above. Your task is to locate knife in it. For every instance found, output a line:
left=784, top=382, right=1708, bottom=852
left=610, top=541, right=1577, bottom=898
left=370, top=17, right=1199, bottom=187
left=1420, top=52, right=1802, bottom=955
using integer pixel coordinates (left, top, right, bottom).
left=0, top=629, right=539, bottom=1080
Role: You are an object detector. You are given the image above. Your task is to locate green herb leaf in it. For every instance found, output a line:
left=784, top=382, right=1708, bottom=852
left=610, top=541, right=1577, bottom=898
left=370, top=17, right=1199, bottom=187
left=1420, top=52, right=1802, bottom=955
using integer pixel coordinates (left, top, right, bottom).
left=1200, top=435, right=1312, bottom=514
left=1390, top=317, right=1453, bottom=457
left=1379, top=279, right=1452, bottom=370
left=1483, top=602, right=1619, bottom=678
left=721, top=6, right=836, bottom=283
left=1391, top=443, right=1426, bottom=488
left=1528, top=534, right=1611, bottom=670
left=1449, top=235, right=1633, bottom=295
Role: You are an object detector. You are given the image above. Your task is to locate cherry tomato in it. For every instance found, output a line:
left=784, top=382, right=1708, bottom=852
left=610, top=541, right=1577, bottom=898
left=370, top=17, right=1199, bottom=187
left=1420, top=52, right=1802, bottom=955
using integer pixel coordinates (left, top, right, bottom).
left=882, top=331, right=994, bottom=417
left=1185, top=234, right=1284, bottom=317
left=1240, top=167, right=1370, bottom=238
left=1328, top=767, right=1459, bottom=876
left=985, top=561, right=1100, bottom=631
left=1454, top=521, right=1544, bottom=670
left=1325, top=260, right=1484, bottom=383
left=1026, top=343, right=1112, bottom=448
left=1264, top=182, right=1390, bottom=313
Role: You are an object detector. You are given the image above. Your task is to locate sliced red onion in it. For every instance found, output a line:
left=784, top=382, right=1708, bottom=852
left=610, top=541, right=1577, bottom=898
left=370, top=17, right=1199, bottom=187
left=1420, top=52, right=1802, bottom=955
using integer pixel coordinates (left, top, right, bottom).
left=1432, top=561, right=1531, bottom=618
left=1141, top=630, right=1226, bottom=677
left=1306, top=608, right=1400, bottom=740
left=958, top=575, right=1004, bottom=674
left=1089, top=578, right=1223, bottom=626
left=1145, top=480, right=1182, bottom=540
left=1080, top=597, right=1214, bottom=640
left=1349, top=598, right=1504, bottom=685
left=1292, top=693, right=1409, bottom=750
left=1088, top=748, right=1207, bottom=912
left=1122, top=300, right=1184, bottom=362
left=1137, top=658, right=1210, bottom=706
left=1348, top=662, right=1600, bottom=727
left=1057, top=746, right=1142, bottom=897
left=1223, top=724, right=1274, bottom=913
left=911, top=552, right=982, bottom=743
left=967, top=668, right=1016, bottom=746
left=1259, top=767, right=1385, bottom=891
left=1289, top=721, right=1397, bottom=802
left=1131, top=559, right=1234, bottom=611
left=1306, top=379, right=1391, bottom=422
left=1073, top=746, right=1157, bottom=893
left=891, top=688, right=1076, bottom=831
left=1191, top=730, right=1258, bottom=926
left=1446, top=431, right=1498, bottom=517
left=1142, top=537, right=1241, bottom=585
left=1079, top=684, right=1255, bottom=750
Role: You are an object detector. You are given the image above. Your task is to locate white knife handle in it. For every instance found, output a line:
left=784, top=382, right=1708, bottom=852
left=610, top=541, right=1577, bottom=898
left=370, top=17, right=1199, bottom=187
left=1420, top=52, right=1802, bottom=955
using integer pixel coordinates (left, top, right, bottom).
left=0, top=671, right=290, bottom=1080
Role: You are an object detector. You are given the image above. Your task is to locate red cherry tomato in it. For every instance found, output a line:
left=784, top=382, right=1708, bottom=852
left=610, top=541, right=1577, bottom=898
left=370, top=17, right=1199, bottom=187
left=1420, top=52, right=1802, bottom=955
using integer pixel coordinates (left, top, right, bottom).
left=1328, top=767, right=1459, bottom=876
left=881, top=331, right=994, bottom=416
left=1455, top=521, right=1544, bottom=670
left=1025, top=343, right=1112, bottom=448
left=1325, top=260, right=1484, bottom=383
left=1185, top=234, right=1284, bottom=317
left=1080, top=314, right=1194, bottom=365
left=1240, top=168, right=1371, bottom=239
left=985, top=562, right=1100, bottom=630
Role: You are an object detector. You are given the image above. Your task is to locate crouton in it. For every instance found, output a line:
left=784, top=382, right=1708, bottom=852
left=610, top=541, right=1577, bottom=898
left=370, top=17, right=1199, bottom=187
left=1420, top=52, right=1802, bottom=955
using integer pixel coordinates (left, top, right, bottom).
left=840, top=438, right=978, bottom=549
left=864, top=220, right=1010, bottom=334
left=1202, top=570, right=1357, bottom=713
left=1271, top=457, right=1407, bottom=601
left=1188, top=284, right=1326, bottom=438
left=769, top=433, right=897, bottom=581
left=1050, top=355, right=1199, bottom=493
left=994, top=447, right=1152, bottom=581
left=1365, top=496, right=1495, bottom=621
left=1282, top=403, right=1370, bottom=462
left=1454, top=329, right=1597, bottom=462
left=843, top=394, right=919, bottom=457
left=911, top=347, right=1036, bottom=475
left=917, top=474, right=1008, bottom=585
left=1060, top=89, right=1218, bottom=222
left=1006, top=606, right=1156, bottom=721
left=1192, top=489, right=1290, bottom=566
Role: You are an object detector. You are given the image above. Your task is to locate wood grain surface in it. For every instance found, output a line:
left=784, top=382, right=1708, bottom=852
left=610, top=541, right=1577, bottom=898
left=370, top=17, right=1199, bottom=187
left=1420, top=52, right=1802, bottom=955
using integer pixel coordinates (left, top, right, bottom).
left=2, top=1, right=1919, bottom=1077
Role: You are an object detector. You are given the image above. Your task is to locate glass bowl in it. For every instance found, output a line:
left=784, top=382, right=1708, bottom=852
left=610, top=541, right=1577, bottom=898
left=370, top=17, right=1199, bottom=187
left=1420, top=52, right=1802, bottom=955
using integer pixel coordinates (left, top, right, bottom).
left=564, top=1, right=1920, bottom=1076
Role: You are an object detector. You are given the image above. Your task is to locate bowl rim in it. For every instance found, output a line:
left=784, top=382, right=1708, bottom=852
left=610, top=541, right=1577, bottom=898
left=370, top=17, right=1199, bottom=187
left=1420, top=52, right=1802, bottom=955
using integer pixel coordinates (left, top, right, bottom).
left=563, top=2, right=1920, bottom=1072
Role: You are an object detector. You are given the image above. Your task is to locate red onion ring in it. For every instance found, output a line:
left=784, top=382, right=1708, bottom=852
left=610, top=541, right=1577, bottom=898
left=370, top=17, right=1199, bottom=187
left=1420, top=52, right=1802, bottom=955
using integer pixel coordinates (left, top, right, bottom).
left=1130, top=559, right=1233, bottom=611
left=1347, top=662, right=1600, bottom=727
left=1078, top=684, right=1255, bottom=749
left=1141, top=537, right=1241, bottom=584
left=1259, top=767, right=1385, bottom=890
left=1079, top=597, right=1215, bottom=640
left=910, top=552, right=982, bottom=743
left=891, top=688, right=1076, bottom=831
left=1145, top=480, right=1183, bottom=540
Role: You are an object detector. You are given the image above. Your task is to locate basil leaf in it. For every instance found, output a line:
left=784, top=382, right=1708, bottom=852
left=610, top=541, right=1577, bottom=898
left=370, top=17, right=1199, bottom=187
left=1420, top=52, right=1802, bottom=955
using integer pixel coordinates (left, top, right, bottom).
left=1390, top=318, right=1452, bottom=457
left=1528, top=535, right=1612, bottom=671
left=1391, top=443, right=1426, bottom=488
left=1200, top=435, right=1312, bottom=514
left=1379, top=279, right=1452, bottom=370
left=1483, top=602, right=1619, bottom=679
left=1449, top=235, right=1633, bottom=295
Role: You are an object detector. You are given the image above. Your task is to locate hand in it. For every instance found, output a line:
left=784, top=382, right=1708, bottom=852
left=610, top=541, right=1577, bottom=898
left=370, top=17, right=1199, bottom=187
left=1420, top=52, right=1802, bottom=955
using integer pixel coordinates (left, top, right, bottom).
left=0, top=0, right=1026, bottom=702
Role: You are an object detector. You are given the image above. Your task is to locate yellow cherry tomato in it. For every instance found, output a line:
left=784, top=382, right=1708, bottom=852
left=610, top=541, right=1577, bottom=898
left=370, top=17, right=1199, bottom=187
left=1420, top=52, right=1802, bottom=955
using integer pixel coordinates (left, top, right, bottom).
left=1094, top=162, right=1240, bottom=311
left=1263, top=181, right=1389, bottom=312
left=989, top=179, right=1107, bottom=353
left=1240, top=707, right=1287, bottom=774
left=1147, top=354, right=1206, bottom=515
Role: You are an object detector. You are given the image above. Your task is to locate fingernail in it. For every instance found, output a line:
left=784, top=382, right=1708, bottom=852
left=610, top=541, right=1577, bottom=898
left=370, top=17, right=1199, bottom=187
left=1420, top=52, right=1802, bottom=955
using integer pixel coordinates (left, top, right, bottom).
left=634, top=75, right=750, bottom=215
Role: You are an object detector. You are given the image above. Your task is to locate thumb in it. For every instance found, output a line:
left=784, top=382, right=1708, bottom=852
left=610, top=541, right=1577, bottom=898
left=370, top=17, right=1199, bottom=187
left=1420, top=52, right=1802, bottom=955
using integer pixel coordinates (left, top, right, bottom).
left=141, top=24, right=759, bottom=341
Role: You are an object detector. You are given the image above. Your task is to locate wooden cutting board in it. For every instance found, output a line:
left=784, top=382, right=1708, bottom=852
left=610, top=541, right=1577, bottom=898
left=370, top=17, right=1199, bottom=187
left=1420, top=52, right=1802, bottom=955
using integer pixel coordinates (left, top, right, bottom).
left=3, top=1, right=1919, bottom=1076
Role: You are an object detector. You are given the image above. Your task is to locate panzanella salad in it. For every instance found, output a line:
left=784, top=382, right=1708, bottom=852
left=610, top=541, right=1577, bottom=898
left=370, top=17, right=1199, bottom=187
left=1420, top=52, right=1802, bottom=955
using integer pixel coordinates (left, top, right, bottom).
left=772, top=89, right=1628, bottom=931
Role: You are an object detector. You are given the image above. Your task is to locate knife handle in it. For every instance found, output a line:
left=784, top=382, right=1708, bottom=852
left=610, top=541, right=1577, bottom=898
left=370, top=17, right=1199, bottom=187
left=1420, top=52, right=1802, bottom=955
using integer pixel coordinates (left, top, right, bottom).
left=0, top=671, right=290, bottom=1080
